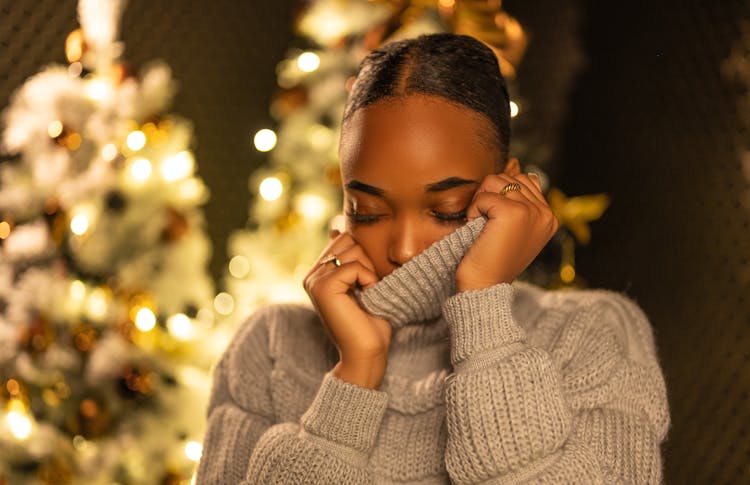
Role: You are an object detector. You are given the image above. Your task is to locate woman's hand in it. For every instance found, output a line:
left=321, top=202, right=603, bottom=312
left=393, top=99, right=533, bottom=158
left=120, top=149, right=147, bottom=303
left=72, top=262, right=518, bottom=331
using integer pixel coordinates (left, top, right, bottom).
left=456, top=172, right=559, bottom=292
left=303, top=229, right=392, bottom=389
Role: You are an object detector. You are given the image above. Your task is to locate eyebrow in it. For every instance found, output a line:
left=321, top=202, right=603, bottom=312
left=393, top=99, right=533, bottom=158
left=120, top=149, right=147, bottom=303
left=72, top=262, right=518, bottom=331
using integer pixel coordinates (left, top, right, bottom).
left=345, top=177, right=477, bottom=197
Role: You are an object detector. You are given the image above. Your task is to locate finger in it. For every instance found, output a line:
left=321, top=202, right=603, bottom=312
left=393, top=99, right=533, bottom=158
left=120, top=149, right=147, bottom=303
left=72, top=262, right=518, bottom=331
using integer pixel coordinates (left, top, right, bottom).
left=465, top=190, right=518, bottom=219
left=515, top=173, right=547, bottom=205
left=479, top=174, right=539, bottom=207
left=333, top=243, right=377, bottom=275
left=319, top=260, right=379, bottom=293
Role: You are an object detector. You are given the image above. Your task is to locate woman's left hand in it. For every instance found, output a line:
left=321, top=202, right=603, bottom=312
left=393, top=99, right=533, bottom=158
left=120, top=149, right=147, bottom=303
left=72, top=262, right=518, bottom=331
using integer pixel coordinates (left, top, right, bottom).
left=456, top=171, right=560, bottom=292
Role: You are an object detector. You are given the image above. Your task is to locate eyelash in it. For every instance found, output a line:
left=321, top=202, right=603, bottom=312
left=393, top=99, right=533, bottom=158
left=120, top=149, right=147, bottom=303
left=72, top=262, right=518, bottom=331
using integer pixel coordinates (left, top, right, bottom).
left=345, top=208, right=468, bottom=225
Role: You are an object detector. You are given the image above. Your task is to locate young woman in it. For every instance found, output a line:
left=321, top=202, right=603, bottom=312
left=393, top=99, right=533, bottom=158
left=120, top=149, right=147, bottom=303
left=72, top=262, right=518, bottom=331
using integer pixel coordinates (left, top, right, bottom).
left=196, top=33, right=670, bottom=484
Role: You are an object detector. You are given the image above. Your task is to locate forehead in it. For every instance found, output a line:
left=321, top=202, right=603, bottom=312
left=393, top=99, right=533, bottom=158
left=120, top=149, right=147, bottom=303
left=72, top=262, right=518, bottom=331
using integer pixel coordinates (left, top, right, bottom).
left=339, top=94, right=497, bottom=182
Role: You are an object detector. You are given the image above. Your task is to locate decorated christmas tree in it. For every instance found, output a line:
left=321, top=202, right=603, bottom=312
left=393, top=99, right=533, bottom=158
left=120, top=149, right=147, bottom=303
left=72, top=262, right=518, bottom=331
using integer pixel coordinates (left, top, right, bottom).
left=0, top=0, right=219, bottom=483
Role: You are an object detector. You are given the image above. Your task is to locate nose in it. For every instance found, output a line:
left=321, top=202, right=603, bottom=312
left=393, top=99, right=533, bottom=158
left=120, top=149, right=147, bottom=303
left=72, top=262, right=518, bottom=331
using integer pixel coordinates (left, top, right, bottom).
left=387, top=215, right=426, bottom=268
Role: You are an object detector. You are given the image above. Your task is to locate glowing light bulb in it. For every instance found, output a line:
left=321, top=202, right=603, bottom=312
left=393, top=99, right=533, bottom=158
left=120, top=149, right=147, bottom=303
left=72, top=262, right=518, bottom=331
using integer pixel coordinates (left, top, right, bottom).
left=161, top=150, right=194, bottom=182
left=510, top=101, right=519, bottom=118
left=135, top=307, right=156, bottom=332
left=167, top=313, right=193, bottom=340
left=185, top=441, right=203, bottom=462
left=213, top=292, right=234, bottom=316
left=86, top=79, right=110, bottom=100
left=48, top=120, right=63, bottom=138
left=6, top=400, right=32, bottom=440
left=70, top=280, right=86, bottom=301
left=253, top=129, right=277, bottom=152
left=228, top=255, right=251, bottom=278
left=0, top=221, right=10, bottom=239
left=295, top=193, right=328, bottom=221
left=259, top=177, right=283, bottom=201
left=101, top=143, right=118, bottom=162
left=85, top=287, right=108, bottom=320
left=131, top=158, right=152, bottom=181
left=126, top=130, right=147, bottom=151
left=297, top=52, right=321, bottom=72
left=70, top=214, right=89, bottom=235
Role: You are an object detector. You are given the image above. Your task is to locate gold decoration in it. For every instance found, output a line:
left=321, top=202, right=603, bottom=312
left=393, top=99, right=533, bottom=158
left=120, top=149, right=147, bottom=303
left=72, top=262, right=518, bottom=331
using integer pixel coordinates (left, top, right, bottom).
left=546, top=187, right=610, bottom=246
left=367, top=0, right=528, bottom=79
left=65, top=29, right=86, bottom=64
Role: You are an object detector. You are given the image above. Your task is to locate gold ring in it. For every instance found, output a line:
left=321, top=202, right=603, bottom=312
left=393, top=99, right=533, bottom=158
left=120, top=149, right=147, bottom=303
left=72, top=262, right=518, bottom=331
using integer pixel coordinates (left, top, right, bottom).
left=320, top=254, right=342, bottom=267
left=500, top=182, right=522, bottom=195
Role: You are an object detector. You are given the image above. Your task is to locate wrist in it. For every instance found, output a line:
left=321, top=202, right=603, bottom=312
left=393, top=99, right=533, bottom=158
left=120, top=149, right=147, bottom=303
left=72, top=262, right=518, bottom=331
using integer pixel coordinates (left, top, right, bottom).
left=332, top=358, right=387, bottom=390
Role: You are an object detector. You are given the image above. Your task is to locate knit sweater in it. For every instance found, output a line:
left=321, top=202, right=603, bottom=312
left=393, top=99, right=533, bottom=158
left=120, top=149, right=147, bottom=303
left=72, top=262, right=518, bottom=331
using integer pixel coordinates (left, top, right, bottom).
left=196, top=216, right=671, bottom=484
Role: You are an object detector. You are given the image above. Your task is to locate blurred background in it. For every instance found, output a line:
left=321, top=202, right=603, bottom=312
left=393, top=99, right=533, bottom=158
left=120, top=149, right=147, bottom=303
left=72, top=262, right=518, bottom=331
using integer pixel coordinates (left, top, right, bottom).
left=0, top=0, right=748, bottom=483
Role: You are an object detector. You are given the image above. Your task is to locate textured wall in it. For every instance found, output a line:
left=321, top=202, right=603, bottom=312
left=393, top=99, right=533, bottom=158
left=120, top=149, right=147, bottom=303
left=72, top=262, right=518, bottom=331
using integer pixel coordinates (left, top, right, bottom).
left=509, top=0, right=750, bottom=482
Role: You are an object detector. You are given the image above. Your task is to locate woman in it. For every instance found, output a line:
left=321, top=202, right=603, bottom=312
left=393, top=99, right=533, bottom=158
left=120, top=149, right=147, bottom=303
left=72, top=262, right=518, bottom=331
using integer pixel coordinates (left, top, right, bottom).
left=196, top=33, right=670, bottom=484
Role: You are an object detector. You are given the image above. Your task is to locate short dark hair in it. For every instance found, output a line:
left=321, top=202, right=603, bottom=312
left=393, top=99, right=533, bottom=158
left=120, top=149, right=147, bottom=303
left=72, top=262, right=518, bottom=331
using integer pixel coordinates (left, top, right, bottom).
left=342, top=32, right=511, bottom=165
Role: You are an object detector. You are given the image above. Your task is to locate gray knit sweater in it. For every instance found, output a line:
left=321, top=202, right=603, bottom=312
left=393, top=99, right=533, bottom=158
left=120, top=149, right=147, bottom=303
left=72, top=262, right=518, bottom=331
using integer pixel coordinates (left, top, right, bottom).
left=196, top=216, right=671, bottom=484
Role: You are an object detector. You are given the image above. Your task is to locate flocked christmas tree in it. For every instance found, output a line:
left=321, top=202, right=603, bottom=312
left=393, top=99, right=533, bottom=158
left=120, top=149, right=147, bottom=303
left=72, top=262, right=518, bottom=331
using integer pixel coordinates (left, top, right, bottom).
left=0, top=0, right=219, bottom=483
left=219, top=0, right=613, bottom=329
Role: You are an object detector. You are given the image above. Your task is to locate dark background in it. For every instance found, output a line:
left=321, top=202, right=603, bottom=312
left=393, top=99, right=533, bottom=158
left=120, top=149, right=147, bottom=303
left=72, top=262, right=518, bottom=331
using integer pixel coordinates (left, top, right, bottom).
left=2, top=0, right=748, bottom=482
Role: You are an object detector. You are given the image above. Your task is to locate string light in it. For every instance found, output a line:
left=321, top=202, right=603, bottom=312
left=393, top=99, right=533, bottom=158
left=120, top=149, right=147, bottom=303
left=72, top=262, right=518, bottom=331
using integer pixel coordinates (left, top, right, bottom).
left=70, top=214, right=90, bottom=235
left=6, top=399, right=32, bottom=440
left=297, top=52, right=321, bottom=72
left=259, top=177, right=283, bottom=201
left=86, top=79, right=110, bottom=100
left=161, top=150, right=194, bottom=182
left=130, top=158, right=152, bottom=181
left=101, top=143, right=118, bottom=162
left=185, top=441, right=203, bottom=462
left=167, top=313, right=193, bottom=340
left=126, top=130, right=147, bottom=151
left=134, top=307, right=156, bottom=332
left=0, top=221, right=10, bottom=239
left=510, top=100, right=519, bottom=118
left=213, top=292, right=234, bottom=316
left=70, top=280, right=87, bottom=301
left=228, top=255, right=250, bottom=278
left=253, top=129, right=277, bottom=152
left=48, top=120, right=63, bottom=138
left=295, top=193, right=328, bottom=221
left=85, top=287, right=108, bottom=320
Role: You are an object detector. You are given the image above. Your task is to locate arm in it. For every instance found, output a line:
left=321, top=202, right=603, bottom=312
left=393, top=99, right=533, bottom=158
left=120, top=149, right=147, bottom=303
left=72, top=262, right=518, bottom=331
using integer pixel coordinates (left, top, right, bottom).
left=441, top=283, right=670, bottom=484
left=195, top=305, right=389, bottom=484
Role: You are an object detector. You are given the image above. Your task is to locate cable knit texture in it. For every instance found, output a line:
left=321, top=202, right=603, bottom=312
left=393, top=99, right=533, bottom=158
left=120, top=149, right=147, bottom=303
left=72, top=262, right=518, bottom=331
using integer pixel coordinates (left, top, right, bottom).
left=196, top=216, right=671, bottom=484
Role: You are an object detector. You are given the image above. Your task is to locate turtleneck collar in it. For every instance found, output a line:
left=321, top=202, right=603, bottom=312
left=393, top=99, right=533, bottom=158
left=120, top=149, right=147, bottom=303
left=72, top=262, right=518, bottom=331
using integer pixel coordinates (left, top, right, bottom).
left=354, top=215, right=488, bottom=328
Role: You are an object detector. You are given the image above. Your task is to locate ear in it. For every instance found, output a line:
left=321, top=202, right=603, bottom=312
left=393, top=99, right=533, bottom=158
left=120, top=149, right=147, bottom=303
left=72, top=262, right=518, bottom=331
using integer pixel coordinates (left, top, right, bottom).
left=502, top=157, right=521, bottom=176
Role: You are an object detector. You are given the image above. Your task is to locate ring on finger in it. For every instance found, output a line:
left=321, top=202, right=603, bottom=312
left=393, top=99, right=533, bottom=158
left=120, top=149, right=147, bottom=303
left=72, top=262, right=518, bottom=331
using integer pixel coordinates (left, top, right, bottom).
left=499, top=182, right=522, bottom=196
left=320, top=253, right=342, bottom=267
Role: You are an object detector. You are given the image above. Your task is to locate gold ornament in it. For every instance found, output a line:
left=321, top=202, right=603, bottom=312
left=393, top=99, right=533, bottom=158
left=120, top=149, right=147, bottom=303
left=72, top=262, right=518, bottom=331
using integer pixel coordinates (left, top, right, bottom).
left=546, top=187, right=610, bottom=246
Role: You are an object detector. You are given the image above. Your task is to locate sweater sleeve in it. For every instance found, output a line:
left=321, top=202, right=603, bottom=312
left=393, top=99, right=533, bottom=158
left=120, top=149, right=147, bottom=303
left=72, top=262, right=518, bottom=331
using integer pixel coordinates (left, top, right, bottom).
left=195, top=305, right=390, bottom=484
left=441, top=283, right=671, bottom=484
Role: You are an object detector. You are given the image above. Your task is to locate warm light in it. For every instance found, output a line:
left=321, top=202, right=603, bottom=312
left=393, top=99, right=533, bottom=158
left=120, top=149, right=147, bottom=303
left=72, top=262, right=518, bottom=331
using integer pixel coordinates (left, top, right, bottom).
left=438, top=0, right=455, bottom=7
left=85, top=287, right=108, bottom=320
left=185, top=441, right=203, bottom=462
left=65, top=133, right=82, bottom=150
left=167, top=313, right=193, bottom=340
left=228, top=255, right=250, bottom=278
left=196, top=308, right=215, bottom=327
left=213, top=292, right=234, bottom=316
left=70, top=214, right=89, bottom=235
left=308, top=124, right=332, bottom=151
left=0, top=221, right=10, bottom=239
left=48, top=120, right=63, bottom=138
left=161, top=150, right=194, bottom=182
left=259, top=177, right=283, bottom=201
left=295, top=193, right=328, bottom=221
left=178, top=178, right=205, bottom=201
left=297, top=52, right=321, bottom=72
left=6, top=400, right=32, bottom=440
left=253, top=129, right=277, bottom=152
left=70, top=280, right=86, bottom=302
left=68, top=62, right=83, bottom=77
left=560, top=263, right=575, bottom=283
left=86, top=79, right=110, bottom=100
left=135, top=307, right=156, bottom=332
left=510, top=101, right=519, bottom=118
left=126, top=130, right=147, bottom=151
left=131, top=158, right=152, bottom=181
left=101, top=143, right=118, bottom=162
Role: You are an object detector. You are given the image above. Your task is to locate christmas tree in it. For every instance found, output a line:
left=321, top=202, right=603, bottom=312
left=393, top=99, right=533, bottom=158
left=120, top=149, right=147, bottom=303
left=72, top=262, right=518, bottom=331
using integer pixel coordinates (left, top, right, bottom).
left=0, top=0, right=218, bottom=483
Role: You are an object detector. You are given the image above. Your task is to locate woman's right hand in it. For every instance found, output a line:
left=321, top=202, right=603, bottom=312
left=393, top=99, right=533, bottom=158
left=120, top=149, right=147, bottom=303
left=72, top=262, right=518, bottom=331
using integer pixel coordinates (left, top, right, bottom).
left=303, top=229, right=392, bottom=389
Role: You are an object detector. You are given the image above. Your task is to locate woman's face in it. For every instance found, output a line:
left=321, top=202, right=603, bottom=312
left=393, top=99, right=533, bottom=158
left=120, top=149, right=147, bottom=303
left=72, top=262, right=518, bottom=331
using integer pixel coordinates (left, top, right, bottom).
left=339, top=93, right=518, bottom=280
